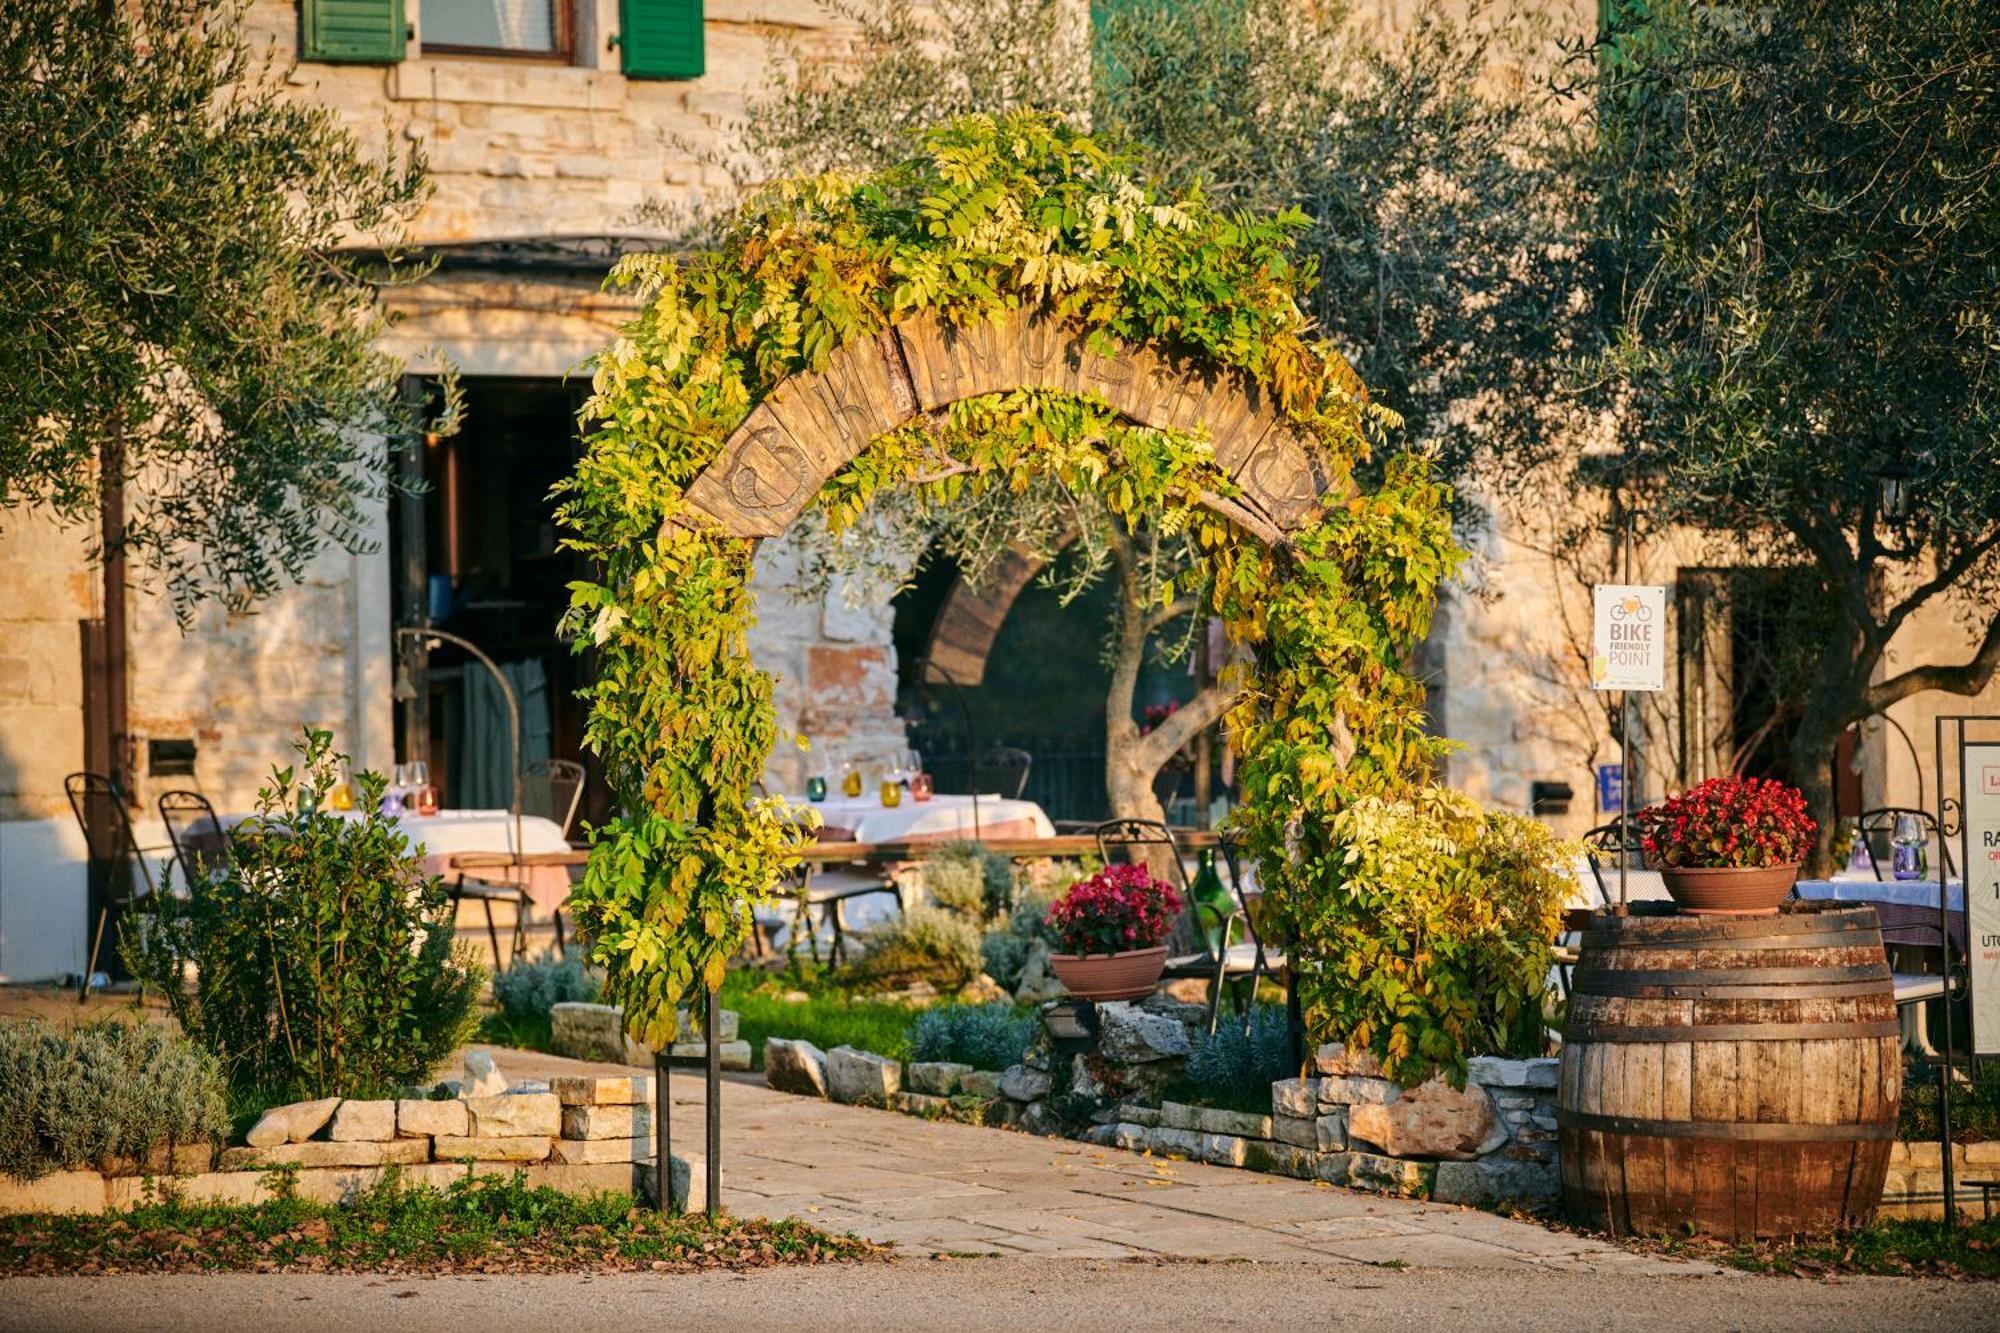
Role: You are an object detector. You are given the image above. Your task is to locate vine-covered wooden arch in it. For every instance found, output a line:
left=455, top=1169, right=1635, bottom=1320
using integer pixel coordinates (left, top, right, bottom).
left=557, top=114, right=1460, bottom=1051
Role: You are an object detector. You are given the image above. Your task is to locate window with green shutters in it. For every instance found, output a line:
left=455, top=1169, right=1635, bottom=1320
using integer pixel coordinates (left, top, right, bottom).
left=618, top=0, right=703, bottom=80
left=301, top=0, right=407, bottom=64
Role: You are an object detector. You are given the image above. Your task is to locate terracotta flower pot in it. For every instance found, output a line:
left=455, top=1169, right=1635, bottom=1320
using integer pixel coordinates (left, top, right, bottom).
left=1048, top=946, right=1168, bottom=1002
left=1660, top=862, right=1802, bottom=916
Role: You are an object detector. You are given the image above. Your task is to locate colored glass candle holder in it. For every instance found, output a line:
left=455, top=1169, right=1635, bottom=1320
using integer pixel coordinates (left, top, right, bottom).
left=806, top=775, right=828, bottom=802
left=910, top=772, right=934, bottom=802
left=880, top=779, right=902, bottom=808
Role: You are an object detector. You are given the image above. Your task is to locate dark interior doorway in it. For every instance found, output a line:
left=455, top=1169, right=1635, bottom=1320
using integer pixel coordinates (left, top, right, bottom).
left=390, top=377, right=602, bottom=817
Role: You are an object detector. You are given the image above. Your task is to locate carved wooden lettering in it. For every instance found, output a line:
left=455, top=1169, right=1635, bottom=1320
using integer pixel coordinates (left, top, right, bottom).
left=683, top=407, right=819, bottom=538
left=898, top=313, right=1015, bottom=409
left=763, top=335, right=907, bottom=473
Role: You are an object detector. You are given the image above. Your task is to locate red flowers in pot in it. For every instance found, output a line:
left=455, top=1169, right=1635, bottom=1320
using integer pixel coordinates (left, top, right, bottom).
left=1636, top=775, right=1818, bottom=916
left=1045, top=864, right=1182, bottom=1002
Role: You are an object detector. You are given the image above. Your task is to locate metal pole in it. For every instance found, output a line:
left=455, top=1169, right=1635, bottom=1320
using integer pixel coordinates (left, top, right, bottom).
left=705, top=983, right=722, bottom=1218
left=654, top=1049, right=674, bottom=1213
left=1938, top=715, right=1958, bottom=1227
left=925, top=659, right=980, bottom=839
left=1617, top=506, right=1634, bottom=912
left=397, top=627, right=522, bottom=860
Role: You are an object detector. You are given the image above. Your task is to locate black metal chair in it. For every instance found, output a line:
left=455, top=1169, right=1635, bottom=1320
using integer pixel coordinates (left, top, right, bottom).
left=1214, top=831, right=1288, bottom=1037
left=972, top=746, right=1033, bottom=801
left=522, top=759, right=585, bottom=955
left=157, top=789, right=227, bottom=894
left=1858, top=806, right=1955, bottom=882
left=64, top=772, right=159, bottom=1002
left=1093, top=818, right=1265, bottom=1033
left=1579, top=820, right=1640, bottom=906
left=777, top=856, right=902, bottom=968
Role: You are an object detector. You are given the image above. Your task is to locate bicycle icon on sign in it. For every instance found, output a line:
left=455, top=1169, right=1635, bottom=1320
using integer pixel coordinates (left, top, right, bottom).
left=1608, top=595, right=1654, bottom=624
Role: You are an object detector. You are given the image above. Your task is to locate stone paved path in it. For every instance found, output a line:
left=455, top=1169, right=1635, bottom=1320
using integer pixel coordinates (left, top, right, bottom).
left=472, top=1047, right=1701, bottom=1274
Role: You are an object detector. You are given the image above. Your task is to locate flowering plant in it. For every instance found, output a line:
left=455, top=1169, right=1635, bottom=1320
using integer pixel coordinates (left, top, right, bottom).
left=1638, top=775, right=1817, bottom=869
left=1045, top=865, right=1182, bottom=956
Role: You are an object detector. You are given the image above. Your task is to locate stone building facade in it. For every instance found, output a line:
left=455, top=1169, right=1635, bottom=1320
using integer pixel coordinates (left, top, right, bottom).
left=0, top=0, right=1985, bottom=981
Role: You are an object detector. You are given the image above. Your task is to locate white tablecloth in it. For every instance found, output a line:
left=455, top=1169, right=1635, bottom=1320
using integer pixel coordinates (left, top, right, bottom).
left=800, top=792, right=1055, bottom=844
left=1798, top=878, right=1962, bottom=911
left=206, top=808, right=575, bottom=910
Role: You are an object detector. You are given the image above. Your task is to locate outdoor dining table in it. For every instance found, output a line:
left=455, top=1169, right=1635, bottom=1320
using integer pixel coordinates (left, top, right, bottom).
left=1796, top=875, right=1963, bottom=947
left=801, top=791, right=1056, bottom=845
left=195, top=808, right=576, bottom=911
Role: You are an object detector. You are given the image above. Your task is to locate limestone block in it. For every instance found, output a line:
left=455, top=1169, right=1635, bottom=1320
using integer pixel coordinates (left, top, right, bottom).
left=552, top=1075, right=653, bottom=1107
left=997, top=1064, right=1052, bottom=1102
left=1114, top=1103, right=1162, bottom=1128
left=238, top=1140, right=430, bottom=1170
left=907, top=1061, right=973, bottom=1096
left=460, top=1049, right=508, bottom=1097
left=1313, top=1151, right=1353, bottom=1186
left=893, top=1092, right=954, bottom=1117
left=1198, top=1133, right=1248, bottom=1168
left=550, top=1002, right=629, bottom=1064
left=1319, top=1075, right=1402, bottom=1109
left=1146, top=1127, right=1203, bottom=1158
left=466, top=1092, right=561, bottom=1138
left=0, top=1170, right=105, bottom=1216
left=635, top=1154, right=695, bottom=1213
left=1271, top=1077, right=1320, bottom=1118
left=1346, top=1075, right=1506, bottom=1161
left=1242, top=1140, right=1320, bottom=1179
left=1432, top=1156, right=1562, bottom=1206
left=397, top=1099, right=471, bottom=1139
left=764, top=1038, right=830, bottom=1098
left=106, top=1170, right=268, bottom=1211
left=1347, top=1152, right=1436, bottom=1197
left=1096, top=1004, right=1192, bottom=1063
left=245, top=1097, right=342, bottom=1148
left=1108, top=1122, right=1152, bottom=1151
left=1273, top=1114, right=1318, bottom=1149
left=329, top=1100, right=397, bottom=1142
left=1314, top=1044, right=1385, bottom=1078
left=433, top=1136, right=553, bottom=1163
left=666, top=1039, right=752, bottom=1070
left=958, top=1069, right=1003, bottom=1098
left=827, top=1046, right=902, bottom=1106
left=1317, top=1110, right=1350, bottom=1153
left=1466, top=1056, right=1559, bottom=1091
left=562, top=1104, right=652, bottom=1141
left=674, top=1007, right=741, bottom=1042
left=549, top=1137, right=648, bottom=1165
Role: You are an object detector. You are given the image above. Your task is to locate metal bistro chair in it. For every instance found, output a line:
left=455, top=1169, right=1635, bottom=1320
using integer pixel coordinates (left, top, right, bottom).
left=64, top=772, right=161, bottom=1002
left=1858, top=807, right=1956, bottom=882
left=1214, top=831, right=1288, bottom=1038
left=779, top=856, right=902, bottom=968
left=972, top=746, right=1033, bottom=801
left=450, top=758, right=584, bottom=968
left=522, top=758, right=585, bottom=956
left=1093, top=818, right=1267, bottom=1034
left=1579, top=820, right=1641, bottom=906
left=157, top=788, right=228, bottom=895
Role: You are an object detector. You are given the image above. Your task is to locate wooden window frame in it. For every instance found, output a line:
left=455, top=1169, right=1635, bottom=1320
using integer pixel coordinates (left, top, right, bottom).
left=420, top=0, right=574, bottom=62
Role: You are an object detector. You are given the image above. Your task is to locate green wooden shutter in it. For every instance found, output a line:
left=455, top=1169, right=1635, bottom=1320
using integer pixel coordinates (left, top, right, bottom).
left=619, top=0, right=704, bottom=80
left=301, top=0, right=407, bottom=64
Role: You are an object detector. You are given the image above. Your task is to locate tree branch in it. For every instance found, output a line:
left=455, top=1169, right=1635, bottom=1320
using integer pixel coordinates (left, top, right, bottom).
left=1145, top=594, right=1203, bottom=633
left=1866, top=610, right=2000, bottom=711
left=1879, top=531, right=2000, bottom=641
left=1132, top=682, right=1241, bottom=775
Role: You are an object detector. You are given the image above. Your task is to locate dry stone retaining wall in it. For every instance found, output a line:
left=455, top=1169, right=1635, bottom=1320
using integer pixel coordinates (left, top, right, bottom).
left=0, top=1076, right=691, bottom=1216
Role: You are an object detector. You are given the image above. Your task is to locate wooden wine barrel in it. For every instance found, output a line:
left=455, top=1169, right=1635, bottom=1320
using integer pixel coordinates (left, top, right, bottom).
left=1559, top=902, right=1900, bottom=1240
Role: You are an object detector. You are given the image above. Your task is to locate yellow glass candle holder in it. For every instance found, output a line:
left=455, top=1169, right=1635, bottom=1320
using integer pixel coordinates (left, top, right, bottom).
left=879, top=779, right=902, bottom=808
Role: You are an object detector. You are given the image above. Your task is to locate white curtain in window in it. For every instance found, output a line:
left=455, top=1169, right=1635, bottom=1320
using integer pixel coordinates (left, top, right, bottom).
left=425, top=0, right=557, bottom=53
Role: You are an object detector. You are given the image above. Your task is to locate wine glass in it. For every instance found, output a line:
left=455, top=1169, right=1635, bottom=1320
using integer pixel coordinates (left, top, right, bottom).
left=1891, top=813, right=1927, bottom=881
left=408, top=760, right=437, bottom=816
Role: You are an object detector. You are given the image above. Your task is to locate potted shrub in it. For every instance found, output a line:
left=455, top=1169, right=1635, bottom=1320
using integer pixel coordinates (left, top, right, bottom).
left=1044, top=864, right=1181, bottom=1001
left=1637, top=775, right=1817, bottom=916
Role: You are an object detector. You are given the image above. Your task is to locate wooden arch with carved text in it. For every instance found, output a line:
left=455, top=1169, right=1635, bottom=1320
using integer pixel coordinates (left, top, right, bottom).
left=676, top=307, right=1359, bottom=554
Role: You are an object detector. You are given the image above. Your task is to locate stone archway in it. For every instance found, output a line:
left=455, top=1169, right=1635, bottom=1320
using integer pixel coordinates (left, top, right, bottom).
left=679, top=308, right=1357, bottom=550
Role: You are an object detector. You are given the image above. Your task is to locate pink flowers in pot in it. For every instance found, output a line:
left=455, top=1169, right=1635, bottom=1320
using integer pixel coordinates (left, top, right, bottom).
left=1638, top=775, right=1817, bottom=870
left=1045, top=864, right=1181, bottom=958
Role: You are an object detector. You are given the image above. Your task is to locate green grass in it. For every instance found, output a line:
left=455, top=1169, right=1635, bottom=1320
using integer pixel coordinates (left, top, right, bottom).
left=1661, top=1215, right=2000, bottom=1279
left=719, top=969, right=925, bottom=1067
left=0, top=1168, right=877, bottom=1276
left=477, top=1009, right=554, bottom=1055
